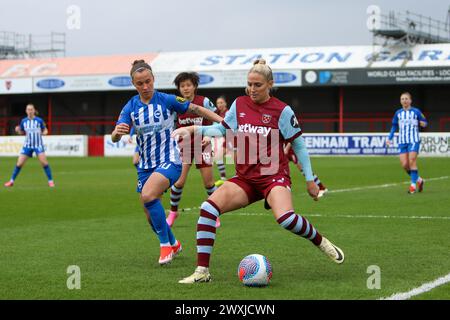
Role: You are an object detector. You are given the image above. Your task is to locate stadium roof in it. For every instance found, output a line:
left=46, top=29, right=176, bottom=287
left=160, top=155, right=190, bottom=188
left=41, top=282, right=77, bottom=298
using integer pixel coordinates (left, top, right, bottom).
left=1, top=44, right=450, bottom=94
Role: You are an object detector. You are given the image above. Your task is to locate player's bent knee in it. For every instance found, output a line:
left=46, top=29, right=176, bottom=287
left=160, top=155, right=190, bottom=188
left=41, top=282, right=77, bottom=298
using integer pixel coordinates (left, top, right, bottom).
left=141, top=192, right=159, bottom=204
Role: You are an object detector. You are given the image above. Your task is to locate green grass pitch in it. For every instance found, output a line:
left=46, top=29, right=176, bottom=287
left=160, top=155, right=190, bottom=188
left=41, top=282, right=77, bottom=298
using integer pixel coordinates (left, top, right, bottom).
left=0, top=156, right=449, bottom=300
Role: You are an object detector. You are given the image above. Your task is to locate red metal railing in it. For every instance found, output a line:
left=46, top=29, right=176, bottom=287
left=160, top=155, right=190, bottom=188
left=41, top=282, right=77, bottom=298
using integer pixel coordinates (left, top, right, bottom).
left=439, top=117, right=450, bottom=132
left=0, top=118, right=6, bottom=135
left=51, top=121, right=116, bottom=135
left=0, top=116, right=116, bottom=135
left=0, top=113, right=441, bottom=135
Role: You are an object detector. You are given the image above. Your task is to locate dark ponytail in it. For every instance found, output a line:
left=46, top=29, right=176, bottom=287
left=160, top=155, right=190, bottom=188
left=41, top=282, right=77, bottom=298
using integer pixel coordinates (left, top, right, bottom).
left=130, top=60, right=153, bottom=79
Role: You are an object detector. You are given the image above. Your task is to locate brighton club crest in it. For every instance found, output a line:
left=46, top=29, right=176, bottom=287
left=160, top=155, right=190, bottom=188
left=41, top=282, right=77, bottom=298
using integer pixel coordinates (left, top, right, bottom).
left=262, top=114, right=272, bottom=124
left=5, top=80, right=12, bottom=91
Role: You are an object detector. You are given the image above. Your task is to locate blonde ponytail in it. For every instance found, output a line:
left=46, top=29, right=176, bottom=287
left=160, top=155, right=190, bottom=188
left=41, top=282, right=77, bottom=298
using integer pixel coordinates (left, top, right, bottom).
left=248, top=59, right=273, bottom=81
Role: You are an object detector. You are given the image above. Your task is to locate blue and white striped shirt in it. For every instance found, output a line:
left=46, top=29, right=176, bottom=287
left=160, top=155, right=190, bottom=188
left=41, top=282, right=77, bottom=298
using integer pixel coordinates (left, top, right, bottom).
left=117, top=91, right=190, bottom=170
left=20, top=117, right=46, bottom=148
left=389, top=107, right=427, bottom=144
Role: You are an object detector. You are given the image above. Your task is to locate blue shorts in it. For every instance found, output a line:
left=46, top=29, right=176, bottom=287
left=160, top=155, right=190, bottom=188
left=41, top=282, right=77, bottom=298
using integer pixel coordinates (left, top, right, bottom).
left=399, top=142, right=420, bottom=154
left=21, top=146, right=45, bottom=157
left=136, top=162, right=182, bottom=193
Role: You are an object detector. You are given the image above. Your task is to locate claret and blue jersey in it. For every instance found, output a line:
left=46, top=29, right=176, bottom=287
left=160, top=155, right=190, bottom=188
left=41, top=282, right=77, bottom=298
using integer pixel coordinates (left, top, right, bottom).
left=116, top=91, right=190, bottom=170
left=200, top=95, right=311, bottom=180
left=389, top=107, right=427, bottom=153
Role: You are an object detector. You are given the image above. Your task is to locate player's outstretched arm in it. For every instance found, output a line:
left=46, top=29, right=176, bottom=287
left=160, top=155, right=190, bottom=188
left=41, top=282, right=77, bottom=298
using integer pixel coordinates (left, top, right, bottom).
left=387, top=123, right=398, bottom=146
left=111, top=123, right=130, bottom=143
left=172, top=125, right=196, bottom=141
left=188, top=103, right=223, bottom=123
left=418, top=110, right=428, bottom=128
left=15, top=125, right=24, bottom=135
left=172, top=122, right=226, bottom=142
left=291, top=136, right=319, bottom=200
left=284, top=142, right=291, bottom=155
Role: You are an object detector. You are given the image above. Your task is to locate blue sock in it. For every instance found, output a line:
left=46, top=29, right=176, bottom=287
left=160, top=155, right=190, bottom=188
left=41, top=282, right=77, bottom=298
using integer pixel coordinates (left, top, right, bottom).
left=410, top=170, right=418, bottom=185
left=11, top=166, right=21, bottom=181
left=43, top=165, right=53, bottom=181
left=147, top=216, right=175, bottom=246
left=144, top=199, right=170, bottom=246
left=167, top=224, right=176, bottom=246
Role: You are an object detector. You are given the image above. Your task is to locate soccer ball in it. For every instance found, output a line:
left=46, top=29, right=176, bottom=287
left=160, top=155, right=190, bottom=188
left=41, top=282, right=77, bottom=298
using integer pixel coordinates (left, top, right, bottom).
left=238, top=254, right=272, bottom=287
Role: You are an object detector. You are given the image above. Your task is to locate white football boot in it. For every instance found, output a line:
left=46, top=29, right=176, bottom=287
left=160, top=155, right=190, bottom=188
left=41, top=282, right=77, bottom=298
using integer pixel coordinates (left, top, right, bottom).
left=179, top=266, right=211, bottom=284
left=318, top=237, right=345, bottom=264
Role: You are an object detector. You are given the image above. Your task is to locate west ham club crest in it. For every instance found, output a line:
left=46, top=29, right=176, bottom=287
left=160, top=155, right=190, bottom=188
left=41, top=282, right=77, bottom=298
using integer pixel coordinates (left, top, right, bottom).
left=262, top=114, right=272, bottom=124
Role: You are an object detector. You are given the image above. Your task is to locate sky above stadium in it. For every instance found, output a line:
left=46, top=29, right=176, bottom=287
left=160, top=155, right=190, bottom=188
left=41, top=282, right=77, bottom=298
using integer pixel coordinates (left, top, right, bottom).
left=1, top=0, right=449, bottom=57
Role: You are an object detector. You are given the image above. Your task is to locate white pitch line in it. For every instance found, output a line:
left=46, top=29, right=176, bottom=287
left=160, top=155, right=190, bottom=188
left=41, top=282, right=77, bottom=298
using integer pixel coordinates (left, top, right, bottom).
left=173, top=176, right=450, bottom=221
left=175, top=210, right=450, bottom=220
left=380, top=273, right=450, bottom=300
left=308, top=214, right=450, bottom=220
left=328, top=176, right=449, bottom=193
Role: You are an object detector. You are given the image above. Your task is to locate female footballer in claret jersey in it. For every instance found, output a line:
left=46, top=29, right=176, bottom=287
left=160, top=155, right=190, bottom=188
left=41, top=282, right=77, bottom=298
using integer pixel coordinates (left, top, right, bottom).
left=213, top=95, right=232, bottom=186
left=167, top=72, right=221, bottom=228
left=387, top=92, right=427, bottom=194
left=4, top=104, right=54, bottom=188
left=111, top=60, right=223, bottom=266
left=173, top=59, right=345, bottom=284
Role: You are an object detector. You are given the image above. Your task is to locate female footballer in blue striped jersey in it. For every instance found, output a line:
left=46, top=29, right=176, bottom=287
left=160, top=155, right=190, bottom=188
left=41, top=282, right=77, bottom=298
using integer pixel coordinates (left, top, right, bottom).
left=386, top=92, right=427, bottom=194
left=111, top=60, right=223, bottom=265
left=4, top=104, right=54, bottom=188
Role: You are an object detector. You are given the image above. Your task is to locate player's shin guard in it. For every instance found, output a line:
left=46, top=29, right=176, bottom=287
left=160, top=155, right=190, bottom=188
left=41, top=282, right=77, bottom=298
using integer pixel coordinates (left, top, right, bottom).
left=197, top=200, right=220, bottom=267
left=170, top=185, right=183, bottom=212
left=144, top=199, right=170, bottom=246
left=277, top=211, right=322, bottom=246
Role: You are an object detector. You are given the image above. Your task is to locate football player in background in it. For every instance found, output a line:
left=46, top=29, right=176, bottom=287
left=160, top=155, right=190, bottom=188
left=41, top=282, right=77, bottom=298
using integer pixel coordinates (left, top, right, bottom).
left=386, top=92, right=427, bottom=194
left=4, top=103, right=55, bottom=188
left=167, top=72, right=221, bottom=228
left=213, top=95, right=231, bottom=187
